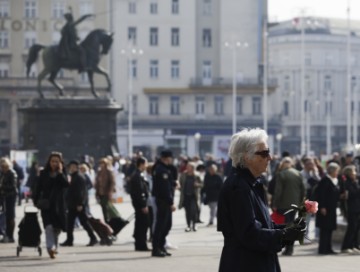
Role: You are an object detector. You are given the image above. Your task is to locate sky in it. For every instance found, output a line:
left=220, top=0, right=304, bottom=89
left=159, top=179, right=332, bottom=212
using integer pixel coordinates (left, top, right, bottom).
left=269, top=0, right=360, bottom=22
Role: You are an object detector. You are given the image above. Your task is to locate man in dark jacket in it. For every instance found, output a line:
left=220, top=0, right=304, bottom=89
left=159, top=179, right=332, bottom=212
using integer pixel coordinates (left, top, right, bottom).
left=151, top=150, right=176, bottom=257
left=12, top=160, right=24, bottom=206
left=217, top=128, right=305, bottom=272
left=60, top=160, right=97, bottom=247
left=130, top=156, right=149, bottom=251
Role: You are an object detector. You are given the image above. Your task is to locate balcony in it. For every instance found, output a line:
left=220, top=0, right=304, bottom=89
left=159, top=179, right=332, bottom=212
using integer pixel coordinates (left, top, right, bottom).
left=189, top=77, right=277, bottom=89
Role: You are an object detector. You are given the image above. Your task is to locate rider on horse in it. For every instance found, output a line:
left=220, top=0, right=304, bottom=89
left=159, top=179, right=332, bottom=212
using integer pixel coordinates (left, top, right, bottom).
left=59, top=7, right=94, bottom=72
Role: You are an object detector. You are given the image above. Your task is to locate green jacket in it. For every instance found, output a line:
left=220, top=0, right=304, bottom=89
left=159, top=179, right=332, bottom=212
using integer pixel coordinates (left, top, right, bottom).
left=273, top=167, right=305, bottom=210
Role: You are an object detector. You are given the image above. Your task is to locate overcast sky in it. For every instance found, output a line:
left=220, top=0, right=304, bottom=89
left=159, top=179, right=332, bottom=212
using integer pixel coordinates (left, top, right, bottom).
left=269, top=0, right=360, bottom=22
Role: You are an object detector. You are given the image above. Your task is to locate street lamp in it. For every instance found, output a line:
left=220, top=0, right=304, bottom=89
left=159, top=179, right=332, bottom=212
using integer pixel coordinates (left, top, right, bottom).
left=225, top=40, right=248, bottom=135
left=263, top=17, right=269, bottom=133
left=194, top=132, right=201, bottom=157
left=121, top=46, right=144, bottom=156
left=325, top=90, right=333, bottom=155
left=276, top=133, right=283, bottom=157
left=346, top=0, right=352, bottom=150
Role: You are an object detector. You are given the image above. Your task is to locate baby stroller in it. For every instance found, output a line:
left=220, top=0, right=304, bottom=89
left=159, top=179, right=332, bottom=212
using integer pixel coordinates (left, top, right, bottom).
left=17, top=206, right=42, bottom=257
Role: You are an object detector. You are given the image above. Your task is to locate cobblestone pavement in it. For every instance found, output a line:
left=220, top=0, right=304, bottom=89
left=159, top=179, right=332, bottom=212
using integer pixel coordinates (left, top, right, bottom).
left=0, top=193, right=359, bottom=272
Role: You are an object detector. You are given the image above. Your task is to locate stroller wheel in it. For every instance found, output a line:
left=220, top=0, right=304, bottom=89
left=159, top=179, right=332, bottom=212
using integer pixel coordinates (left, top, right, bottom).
left=16, top=246, right=21, bottom=257
left=38, top=247, right=42, bottom=256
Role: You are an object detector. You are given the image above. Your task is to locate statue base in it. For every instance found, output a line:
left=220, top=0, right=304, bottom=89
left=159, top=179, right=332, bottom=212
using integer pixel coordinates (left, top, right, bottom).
left=19, top=97, right=122, bottom=164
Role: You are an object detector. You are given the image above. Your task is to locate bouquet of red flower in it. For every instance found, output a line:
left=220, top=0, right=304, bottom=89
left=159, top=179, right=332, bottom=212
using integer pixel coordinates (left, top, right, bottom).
left=284, top=199, right=318, bottom=245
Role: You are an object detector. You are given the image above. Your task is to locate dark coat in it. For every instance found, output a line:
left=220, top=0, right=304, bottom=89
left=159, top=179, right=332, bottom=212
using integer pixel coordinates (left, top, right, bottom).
left=217, top=167, right=284, bottom=272
left=152, top=161, right=174, bottom=205
left=0, top=169, right=17, bottom=197
left=130, top=169, right=149, bottom=210
left=203, top=173, right=222, bottom=203
left=315, top=176, right=340, bottom=230
left=34, top=170, right=69, bottom=230
left=66, top=171, right=88, bottom=209
left=344, top=177, right=360, bottom=214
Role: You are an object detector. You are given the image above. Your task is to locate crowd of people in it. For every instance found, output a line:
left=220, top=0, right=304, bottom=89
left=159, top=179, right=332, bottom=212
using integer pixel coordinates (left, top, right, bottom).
left=0, top=139, right=360, bottom=264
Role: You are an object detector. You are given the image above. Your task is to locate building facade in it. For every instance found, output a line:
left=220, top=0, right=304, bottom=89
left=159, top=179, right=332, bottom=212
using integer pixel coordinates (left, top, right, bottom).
left=268, top=17, right=360, bottom=156
left=112, top=0, right=279, bottom=159
left=0, top=0, right=109, bottom=155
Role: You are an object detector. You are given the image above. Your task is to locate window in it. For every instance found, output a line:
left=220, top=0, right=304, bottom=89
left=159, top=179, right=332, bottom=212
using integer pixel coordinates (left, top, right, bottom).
left=214, top=96, right=224, bottom=115
left=283, top=101, right=289, bottom=116
left=236, top=97, right=243, bottom=115
left=52, top=1, right=65, bottom=19
left=128, top=1, right=136, bottom=14
left=202, top=29, right=212, bottom=47
left=128, top=27, right=137, bottom=45
left=324, top=75, right=332, bottom=90
left=171, top=28, right=180, bottom=46
left=325, top=53, right=332, bottom=65
left=24, top=32, right=37, bottom=48
left=352, top=76, right=357, bottom=90
left=149, top=96, right=159, bottom=115
left=24, top=0, right=37, bottom=18
left=284, top=75, right=290, bottom=91
left=132, top=95, right=138, bottom=115
left=171, top=60, right=180, bottom=79
left=202, top=60, right=212, bottom=85
left=170, top=96, right=180, bottom=115
left=150, top=27, right=158, bottom=46
left=172, top=0, right=179, bottom=14
left=203, top=0, right=212, bottom=15
left=0, top=0, right=10, bottom=17
left=0, top=63, right=9, bottom=78
left=150, top=0, right=157, bottom=14
left=305, top=75, right=311, bottom=91
left=79, top=0, right=93, bottom=16
left=128, top=59, right=137, bottom=78
left=196, top=96, right=205, bottom=115
left=305, top=52, right=311, bottom=66
left=252, top=97, right=262, bottom=115
left=150, top=60, right=159, bottom=79
left=0, top=31, right=8, bottom=48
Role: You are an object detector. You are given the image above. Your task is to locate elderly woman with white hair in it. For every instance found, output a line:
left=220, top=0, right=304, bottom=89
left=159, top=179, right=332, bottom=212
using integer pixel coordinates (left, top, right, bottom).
left=315, top=162, right=341, bottom=255
left=217, top=128, right=306, bottom=272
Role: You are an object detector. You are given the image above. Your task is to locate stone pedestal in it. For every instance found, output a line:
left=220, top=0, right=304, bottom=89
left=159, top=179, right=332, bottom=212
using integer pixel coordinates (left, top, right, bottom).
left=19, top=98, right=122, bottom=164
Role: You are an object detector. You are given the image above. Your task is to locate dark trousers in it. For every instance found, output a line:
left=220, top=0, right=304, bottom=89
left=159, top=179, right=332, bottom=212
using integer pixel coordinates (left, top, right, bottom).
left=184, top=195, right=197, bottom=228
left=3, top=194, right=16, bottom=239
left=66, top=207, right=96, bottom=243
left=152, top=199, right=171, bottom=251
left=342, top=212, right=360, bottom=250
left=133, top=207, right=149, bottom=249
left=318, top=228, right=333, bottom=253
left=148, top=206, right=154, bottom=239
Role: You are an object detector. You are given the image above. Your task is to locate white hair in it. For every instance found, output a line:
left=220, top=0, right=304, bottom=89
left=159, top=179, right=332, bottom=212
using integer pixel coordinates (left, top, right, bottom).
left=228, top=128, right=268, bottom=168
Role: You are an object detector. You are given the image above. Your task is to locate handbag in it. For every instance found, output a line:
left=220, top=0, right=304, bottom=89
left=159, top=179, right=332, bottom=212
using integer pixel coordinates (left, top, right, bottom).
left=36, top=198, right=50, bottom=210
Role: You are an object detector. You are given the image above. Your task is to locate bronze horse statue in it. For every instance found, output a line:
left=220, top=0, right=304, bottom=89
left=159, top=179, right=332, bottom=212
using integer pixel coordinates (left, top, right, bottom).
left=26, top=29, right=113, bottom=98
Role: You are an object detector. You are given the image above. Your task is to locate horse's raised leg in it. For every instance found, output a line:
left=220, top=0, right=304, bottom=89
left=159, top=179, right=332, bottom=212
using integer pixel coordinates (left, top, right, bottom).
left=87, top=70, right=99, bottom=98
left=48, top=69, right=64, bottom=96
left=37, top=68, right=48, bottom=99
left=93, top=66, right=112, bottom=95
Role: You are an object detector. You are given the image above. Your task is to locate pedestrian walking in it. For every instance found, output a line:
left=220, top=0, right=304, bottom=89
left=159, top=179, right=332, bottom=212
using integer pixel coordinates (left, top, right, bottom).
left=33, top=152, right=69, bottom=259
left=203, top=164, right=222, bottom=226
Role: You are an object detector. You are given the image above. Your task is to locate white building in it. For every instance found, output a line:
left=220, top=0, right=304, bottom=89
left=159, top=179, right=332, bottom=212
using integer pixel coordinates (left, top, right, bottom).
left=111, top=0, right=279, bottom=159
left=268, top=17, right=360, bottom=156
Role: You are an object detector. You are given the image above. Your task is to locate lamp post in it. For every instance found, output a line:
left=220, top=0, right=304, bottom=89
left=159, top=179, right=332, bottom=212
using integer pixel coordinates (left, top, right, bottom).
left=346, top=0, right=352, bottom=150
left=325, top=90, right=333, bottom=155
left=225, top=40, right=248, bottom=135
left=194, top=132, right=201, bottom=157
left=121, top=46, right=143, bottom=156
left=353, top=81, right=358, bottom=145
left=276, top=133, right=282, bottom=157
left=263, top=17, right=268, bottom=133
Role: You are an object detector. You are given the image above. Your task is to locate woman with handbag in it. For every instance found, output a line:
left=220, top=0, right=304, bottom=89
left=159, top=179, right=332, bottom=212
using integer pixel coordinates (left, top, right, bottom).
left=33, top=152, right=69, bottom=259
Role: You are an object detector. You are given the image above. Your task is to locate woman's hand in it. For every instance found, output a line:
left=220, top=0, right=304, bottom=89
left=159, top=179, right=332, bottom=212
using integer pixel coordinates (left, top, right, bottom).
left=320, top=208, right=327, bottom=216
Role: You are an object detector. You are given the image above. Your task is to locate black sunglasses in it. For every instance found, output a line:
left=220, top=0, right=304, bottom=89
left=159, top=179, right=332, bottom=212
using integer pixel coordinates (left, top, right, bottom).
left=254, top=148, right=271, bottom=158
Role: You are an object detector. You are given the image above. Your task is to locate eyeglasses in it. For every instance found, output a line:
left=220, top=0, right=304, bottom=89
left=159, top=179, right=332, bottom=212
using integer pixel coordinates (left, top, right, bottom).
left=254, top=148, right=271, bottom=158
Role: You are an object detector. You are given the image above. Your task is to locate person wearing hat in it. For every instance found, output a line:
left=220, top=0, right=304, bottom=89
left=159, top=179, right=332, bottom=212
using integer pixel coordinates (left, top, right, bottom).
left=60, top=160, right=98, bottom=247
left=151, top=150, right=176, bottom=257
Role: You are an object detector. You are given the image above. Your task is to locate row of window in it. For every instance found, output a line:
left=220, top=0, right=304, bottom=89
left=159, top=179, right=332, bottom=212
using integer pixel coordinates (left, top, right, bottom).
left=128, top=27, right=212, bottom=47
left=282, top=74, right=358, bottom=91
left=146, top=96, right=262, bottom=116
left=128, top=0, right=213, bottom=16
left=0, top=0, right=93, bottom=19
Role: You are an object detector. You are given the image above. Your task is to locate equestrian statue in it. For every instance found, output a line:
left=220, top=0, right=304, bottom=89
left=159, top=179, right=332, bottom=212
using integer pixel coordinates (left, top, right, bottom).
left=26, top=8, right=113, bottom=98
